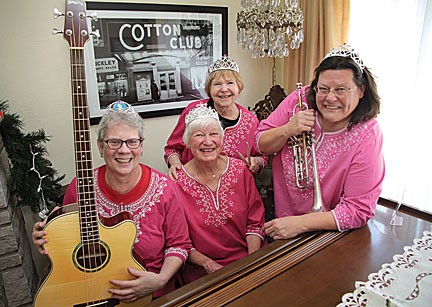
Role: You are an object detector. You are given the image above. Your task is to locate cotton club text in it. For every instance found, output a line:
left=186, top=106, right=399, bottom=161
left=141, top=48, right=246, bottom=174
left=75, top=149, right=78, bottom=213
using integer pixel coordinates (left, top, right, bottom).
left=118, top=23, right=207, bottom=51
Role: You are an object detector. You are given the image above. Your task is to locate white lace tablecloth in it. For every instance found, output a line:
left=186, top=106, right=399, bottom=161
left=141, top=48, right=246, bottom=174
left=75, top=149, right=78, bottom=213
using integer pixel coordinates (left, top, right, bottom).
left=338, top=229, right=432, bottom=307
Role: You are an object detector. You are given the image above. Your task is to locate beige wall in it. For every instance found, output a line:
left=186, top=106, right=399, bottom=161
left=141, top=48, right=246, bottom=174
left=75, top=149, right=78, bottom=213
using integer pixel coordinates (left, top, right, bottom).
left=0, top=0, right=273, bottom=184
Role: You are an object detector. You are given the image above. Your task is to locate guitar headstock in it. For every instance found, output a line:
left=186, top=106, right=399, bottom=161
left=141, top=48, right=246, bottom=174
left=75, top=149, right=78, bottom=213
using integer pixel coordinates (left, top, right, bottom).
left=62, top=0, right=89, bottom=48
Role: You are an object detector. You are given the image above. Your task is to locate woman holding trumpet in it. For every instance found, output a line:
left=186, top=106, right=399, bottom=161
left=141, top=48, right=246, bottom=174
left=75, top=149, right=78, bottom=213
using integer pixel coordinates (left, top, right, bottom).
left=257, top=44, right=385, bottom=240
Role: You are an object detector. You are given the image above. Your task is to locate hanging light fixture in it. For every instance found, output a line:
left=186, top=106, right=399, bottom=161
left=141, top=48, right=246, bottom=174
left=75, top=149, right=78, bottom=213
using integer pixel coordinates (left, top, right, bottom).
left=236, top=0, right=304, bottom=59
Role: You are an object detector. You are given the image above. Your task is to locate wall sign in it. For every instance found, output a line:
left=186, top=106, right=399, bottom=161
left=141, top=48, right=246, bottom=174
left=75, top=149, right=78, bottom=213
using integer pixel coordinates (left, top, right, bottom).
left=84, top=2, right=228, bottom=123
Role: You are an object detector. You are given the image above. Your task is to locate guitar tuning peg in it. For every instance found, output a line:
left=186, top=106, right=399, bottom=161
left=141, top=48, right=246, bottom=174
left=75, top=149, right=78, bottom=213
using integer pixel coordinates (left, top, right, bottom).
left=87, top=11, right=98, bottom=21
left=52, top=28, right=63, bottom=35
left=90, top=29, right=100, bottom=39
left=53, top=8, right=64, bottom=19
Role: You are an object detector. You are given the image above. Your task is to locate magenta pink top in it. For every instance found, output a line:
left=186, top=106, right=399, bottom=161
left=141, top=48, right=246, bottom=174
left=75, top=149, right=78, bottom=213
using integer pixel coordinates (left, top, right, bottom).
left=63, top=164, right=192, bottom=298
left=164, top=99, right=267, bottom=167
left=256, top=86, right=385, bottom=231
left=174, top=157, right=266, bottom=283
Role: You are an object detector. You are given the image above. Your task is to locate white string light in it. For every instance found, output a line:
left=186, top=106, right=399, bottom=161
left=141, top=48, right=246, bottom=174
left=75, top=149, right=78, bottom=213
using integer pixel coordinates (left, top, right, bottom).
left=29, top=145, right=50, bottom=219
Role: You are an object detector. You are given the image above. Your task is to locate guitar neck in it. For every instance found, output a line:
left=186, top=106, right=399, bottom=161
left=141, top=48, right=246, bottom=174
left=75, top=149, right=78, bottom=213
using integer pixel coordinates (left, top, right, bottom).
left=70, top=47, right=99, bottom=243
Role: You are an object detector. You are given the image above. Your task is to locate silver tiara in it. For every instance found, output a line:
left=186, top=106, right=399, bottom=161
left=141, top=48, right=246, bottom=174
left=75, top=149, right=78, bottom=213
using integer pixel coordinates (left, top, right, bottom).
left=185, top=103, right=219, bottom=126
left=323, top=44, right=365, bottom=72
left=106, top=100, right=137, bottom=114
left=208, top=55, right=240, bottom=75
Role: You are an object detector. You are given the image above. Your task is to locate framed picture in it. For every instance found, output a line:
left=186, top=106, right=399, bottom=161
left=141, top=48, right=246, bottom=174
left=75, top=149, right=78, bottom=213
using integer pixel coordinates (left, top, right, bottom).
left=84, top=2, right=228, bottom=123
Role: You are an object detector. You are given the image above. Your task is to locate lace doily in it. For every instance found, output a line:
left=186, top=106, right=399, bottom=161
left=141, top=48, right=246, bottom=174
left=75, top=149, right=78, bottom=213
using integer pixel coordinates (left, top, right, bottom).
left=338, top=229, right=432, bottom=306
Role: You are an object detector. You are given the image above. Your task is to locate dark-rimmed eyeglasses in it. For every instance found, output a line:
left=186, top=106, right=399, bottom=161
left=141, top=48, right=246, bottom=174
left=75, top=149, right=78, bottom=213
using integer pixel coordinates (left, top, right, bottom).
left=314, top=86, right=355, bottom=96
left=104, top=138, right=143, bottom=150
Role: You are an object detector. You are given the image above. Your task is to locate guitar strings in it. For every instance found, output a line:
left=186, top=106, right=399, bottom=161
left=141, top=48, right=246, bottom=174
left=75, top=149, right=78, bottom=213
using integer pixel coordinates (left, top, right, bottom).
left=71, top=14, right=98, bottom=304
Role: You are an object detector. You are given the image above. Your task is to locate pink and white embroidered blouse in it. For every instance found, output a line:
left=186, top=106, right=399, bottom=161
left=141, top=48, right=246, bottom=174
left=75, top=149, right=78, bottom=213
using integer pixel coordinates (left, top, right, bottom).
left=256, top=87, right=385, bottom=231
left=174, top=157, right=266, bottom=283
left=63, top=164, right=192, bottom=297
left=164, top=99, right=267, bottom=167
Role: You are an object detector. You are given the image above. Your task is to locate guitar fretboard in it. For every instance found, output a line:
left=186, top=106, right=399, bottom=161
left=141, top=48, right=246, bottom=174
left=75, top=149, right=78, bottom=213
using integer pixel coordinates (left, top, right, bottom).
left=70, top=48, right=99, bottom=244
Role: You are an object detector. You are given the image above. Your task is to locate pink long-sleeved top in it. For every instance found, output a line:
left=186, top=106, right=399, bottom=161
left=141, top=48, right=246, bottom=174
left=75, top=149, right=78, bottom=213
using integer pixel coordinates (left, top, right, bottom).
left=256, top=86, right=385, bottom=231
left=174, top=157, right=266, bottom=284
left=164, top=99, right=267, bottom=167
left=63, top=164, right=192, bottom=298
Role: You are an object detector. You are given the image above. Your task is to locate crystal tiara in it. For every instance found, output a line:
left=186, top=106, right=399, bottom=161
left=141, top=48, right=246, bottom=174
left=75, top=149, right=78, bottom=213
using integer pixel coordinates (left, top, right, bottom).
left=185, top=103, right=219, bottom=126
left=323, top=44, right=365, bottom=72
left=106, top=100, right=137, bottom=114
left=208, top=55, right=240, bottom=75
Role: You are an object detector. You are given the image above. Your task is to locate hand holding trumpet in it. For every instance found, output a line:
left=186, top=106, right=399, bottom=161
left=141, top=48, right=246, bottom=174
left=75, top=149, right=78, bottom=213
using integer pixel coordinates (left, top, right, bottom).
left=287, top=108, right=316, bottom=137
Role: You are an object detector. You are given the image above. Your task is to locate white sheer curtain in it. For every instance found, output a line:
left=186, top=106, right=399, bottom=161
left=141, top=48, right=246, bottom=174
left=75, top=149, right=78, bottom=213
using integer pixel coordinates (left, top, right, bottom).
left=349, top=0, right=432, bottom=213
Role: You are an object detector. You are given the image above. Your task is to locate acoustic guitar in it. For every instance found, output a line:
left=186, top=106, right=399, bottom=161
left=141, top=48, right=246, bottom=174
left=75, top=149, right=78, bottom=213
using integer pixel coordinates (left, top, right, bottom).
left=34, top=1, right=150, bottom=306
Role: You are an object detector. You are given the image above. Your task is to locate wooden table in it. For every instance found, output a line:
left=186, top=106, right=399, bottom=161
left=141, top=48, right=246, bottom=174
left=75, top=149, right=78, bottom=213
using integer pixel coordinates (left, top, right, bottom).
left=150, top=199, right=432, bottom=307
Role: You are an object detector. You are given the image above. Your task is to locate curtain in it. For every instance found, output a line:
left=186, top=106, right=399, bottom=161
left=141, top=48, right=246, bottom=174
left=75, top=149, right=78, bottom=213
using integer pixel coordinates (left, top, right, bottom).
left=283, top=0, right=350, bottom=94
left=349, top=0, right=432, bottom=213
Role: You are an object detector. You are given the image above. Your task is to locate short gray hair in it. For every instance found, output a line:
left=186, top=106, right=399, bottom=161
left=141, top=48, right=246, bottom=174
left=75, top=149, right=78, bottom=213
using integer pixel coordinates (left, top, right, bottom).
left=183, top=117, right=224, bottom=146
left=97, top=110, right=145, bottom=141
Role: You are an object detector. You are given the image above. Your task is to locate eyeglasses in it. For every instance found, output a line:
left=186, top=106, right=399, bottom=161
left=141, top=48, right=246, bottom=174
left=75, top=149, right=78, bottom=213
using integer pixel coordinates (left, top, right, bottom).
left=314, top=86, right=355, bottom=96
left=104, top=138, right=143, bottom=150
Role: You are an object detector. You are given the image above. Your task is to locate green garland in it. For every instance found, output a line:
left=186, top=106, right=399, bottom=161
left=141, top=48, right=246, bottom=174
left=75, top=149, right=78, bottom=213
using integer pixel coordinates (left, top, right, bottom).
left=0, top=100, right=64, bottom=211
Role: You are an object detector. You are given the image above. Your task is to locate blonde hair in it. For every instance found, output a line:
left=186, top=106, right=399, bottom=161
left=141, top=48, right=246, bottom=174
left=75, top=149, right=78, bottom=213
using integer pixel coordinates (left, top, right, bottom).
left=205, top=70, right=244, bottom=98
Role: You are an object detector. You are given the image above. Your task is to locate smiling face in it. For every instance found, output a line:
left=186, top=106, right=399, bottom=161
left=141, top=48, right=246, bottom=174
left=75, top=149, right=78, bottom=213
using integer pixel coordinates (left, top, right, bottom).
left=315, top=69, right=365, bottom=132
left=187, top=119, right=223, bottom=163
left=209, top=71, right=240, bottom=109
left=97, top=123, right=143, bottom=178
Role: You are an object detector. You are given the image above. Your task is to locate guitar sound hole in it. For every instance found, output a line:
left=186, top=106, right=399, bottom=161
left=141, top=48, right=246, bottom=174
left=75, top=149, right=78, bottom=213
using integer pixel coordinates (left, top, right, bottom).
left=74, top=242, right=110, bottom=272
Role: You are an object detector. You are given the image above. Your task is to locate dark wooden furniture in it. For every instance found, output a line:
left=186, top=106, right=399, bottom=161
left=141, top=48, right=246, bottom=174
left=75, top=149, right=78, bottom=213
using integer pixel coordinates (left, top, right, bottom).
left=250, top=85, right=287, bottom=121
left=149, top=199, right=432, bottom=306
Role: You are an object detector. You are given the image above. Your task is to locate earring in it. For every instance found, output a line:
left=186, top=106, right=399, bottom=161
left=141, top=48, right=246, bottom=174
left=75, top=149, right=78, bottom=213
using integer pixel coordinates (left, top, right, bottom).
left=100, top=153, right=104, bottom=158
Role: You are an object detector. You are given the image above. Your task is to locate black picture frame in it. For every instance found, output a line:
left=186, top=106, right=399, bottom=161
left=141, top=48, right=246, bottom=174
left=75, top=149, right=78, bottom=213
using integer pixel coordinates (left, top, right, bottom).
left=84, top=2, right=228, bottom=124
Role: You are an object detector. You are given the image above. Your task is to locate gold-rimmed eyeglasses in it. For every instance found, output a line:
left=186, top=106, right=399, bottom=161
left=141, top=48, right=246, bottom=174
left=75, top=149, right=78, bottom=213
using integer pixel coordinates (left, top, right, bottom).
left=314, top=86, right=355, bottom=97
left=104, top=138, right=143, bottom=150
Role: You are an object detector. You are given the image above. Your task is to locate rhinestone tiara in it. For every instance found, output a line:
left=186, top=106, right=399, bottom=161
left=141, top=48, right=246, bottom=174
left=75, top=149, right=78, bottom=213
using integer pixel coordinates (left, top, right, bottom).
left=323, top=44, right=365, bottom=72
left=106, top=100, right=137, bottom=114
left=185, top=103, right=219, bottom=126
left=208, top=55, right=240, bottom=75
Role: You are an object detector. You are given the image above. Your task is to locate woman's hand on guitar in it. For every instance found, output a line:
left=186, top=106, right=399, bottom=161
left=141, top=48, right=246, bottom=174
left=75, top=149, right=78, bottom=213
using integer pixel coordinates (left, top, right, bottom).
left=31, top=206, right=60, bottom=255
left=32, top=220, right=48, bottom=255
left=109, top=267, right=163, bottom=302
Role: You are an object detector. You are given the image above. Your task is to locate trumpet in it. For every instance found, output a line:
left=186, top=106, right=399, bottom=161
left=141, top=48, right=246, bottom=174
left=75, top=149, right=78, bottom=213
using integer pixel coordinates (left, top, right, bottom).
left=288, top=83, right=323, bottom=212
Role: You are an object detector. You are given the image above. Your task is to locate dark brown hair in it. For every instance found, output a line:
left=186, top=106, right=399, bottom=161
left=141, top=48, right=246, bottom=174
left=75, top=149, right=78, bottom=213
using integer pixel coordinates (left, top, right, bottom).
left=305, top=56, right=381, bottom=130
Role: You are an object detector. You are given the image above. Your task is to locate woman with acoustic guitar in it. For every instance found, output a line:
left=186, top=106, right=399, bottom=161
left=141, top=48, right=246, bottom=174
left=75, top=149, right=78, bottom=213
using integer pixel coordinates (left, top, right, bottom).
left=32, top=101, right=191, bottom=303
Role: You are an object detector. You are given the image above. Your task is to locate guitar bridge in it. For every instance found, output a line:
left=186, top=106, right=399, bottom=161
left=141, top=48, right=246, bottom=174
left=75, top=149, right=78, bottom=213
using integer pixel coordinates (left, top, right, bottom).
left=74, top=298, right=120, bottom=307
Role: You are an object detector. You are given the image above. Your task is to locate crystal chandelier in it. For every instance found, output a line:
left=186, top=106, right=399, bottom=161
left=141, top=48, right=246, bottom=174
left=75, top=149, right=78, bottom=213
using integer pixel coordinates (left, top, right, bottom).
left=236, top=0, right=304, bottom=58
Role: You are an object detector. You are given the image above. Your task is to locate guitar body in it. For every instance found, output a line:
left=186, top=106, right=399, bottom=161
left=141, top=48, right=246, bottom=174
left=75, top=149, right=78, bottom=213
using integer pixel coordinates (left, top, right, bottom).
left=34, top=1, right=153, bottom=305
left=34, top=204, right=151, bottom=306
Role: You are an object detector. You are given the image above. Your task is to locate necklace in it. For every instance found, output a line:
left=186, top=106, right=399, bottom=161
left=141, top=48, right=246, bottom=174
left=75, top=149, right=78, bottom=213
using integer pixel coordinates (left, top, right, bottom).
left=202, top=171, right=217, bottom=178
left=188, top=157, right=226, bottom=181
left=196, top=165, right=219, bottom=179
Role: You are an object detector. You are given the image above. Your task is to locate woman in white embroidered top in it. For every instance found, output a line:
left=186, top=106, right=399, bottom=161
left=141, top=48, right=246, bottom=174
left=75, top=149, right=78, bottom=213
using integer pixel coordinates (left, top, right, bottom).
left=257, top=44, right=385, bottom=240
left=164, top=55, right=268, bottom=180
left=173, top=103, right=266, bottom=284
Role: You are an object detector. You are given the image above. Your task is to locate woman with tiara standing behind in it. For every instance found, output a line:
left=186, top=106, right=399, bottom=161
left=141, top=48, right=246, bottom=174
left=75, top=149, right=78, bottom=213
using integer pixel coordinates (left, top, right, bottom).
left=164, top=55, right=268, bottom=180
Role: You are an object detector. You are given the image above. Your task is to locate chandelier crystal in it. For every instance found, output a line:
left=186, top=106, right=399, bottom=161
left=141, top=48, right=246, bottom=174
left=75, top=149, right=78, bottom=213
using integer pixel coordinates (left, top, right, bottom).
left=236, top=0, right=304, bottom=58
